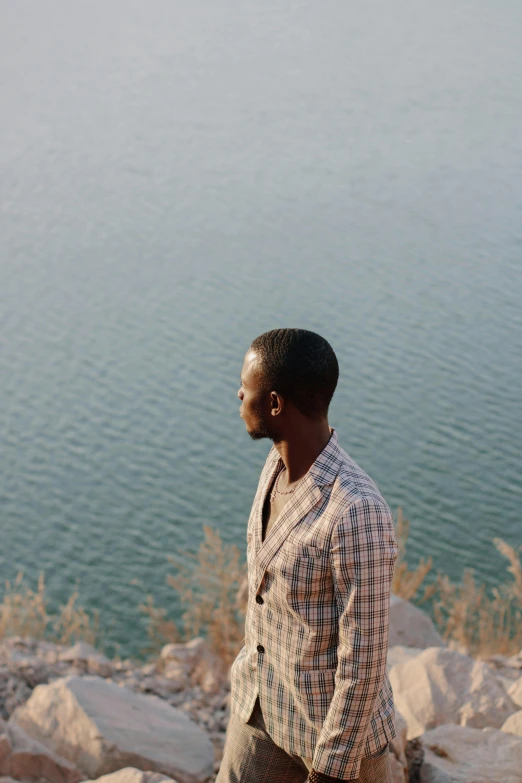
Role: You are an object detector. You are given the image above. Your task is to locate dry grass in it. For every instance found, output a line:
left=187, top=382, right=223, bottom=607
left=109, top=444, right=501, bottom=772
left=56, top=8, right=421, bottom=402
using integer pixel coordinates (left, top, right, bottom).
left=392, top=508, right=434, bottom=602
left=432, top=538, right=522, bottom=656
left=144, top=515, right=522, bottom=663
left=392, top=508, right=522, bottom=657
left=139, top=525, right=247, bottom=666
left=167, top=526, right=247, bottom=668
left=0, top=571, right=99, bottom=646
left=4, top=516, right=520, bottom=662
left=138, top=593, right=182, bottom=655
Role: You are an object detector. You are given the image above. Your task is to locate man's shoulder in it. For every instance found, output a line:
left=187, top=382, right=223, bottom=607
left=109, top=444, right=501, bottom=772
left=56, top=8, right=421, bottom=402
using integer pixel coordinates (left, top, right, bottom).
left=330, top=443, right=391, bottom=517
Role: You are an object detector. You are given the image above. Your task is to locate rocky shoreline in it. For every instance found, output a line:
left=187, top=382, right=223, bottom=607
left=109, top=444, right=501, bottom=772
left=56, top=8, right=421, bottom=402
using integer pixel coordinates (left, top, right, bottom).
left=1, top=596, right=522, bottom=783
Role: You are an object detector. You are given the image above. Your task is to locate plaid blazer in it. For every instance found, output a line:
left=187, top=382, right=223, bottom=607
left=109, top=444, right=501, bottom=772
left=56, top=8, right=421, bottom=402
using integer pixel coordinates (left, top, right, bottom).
left=230, top=430, right=398, bottom=780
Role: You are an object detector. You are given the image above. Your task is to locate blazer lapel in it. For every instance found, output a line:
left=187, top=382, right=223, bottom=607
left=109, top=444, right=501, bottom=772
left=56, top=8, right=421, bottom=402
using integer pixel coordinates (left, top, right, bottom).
left=250, top=429, right=343, bottom=596
left=253, top=474, right=324, bottom=595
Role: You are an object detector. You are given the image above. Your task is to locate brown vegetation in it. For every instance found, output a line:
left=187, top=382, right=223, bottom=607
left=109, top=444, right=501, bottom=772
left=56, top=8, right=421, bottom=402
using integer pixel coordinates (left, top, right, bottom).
left=0, top=571, right=99, bottom=645
left=2, top=513, right=521, bottom=660
left=393, top=509, right=522, bottom=657
left=392, top=508, right=434, bottom=602
left=139, top=526, right=247, bottom=666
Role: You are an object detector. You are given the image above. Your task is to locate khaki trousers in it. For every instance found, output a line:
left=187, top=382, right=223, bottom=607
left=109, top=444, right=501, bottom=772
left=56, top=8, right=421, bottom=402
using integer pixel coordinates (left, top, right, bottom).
left=216, top=697, right=392, bottom=783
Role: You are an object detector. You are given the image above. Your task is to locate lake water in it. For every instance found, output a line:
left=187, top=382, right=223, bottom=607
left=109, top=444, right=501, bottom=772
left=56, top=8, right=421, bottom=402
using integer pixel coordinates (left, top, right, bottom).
left=1, top=0, right=521, bottom=657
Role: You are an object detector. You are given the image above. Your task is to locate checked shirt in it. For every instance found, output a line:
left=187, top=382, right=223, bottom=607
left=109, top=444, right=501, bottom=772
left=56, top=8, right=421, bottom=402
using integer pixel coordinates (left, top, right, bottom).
left=229, top=430, right=398, bottom=780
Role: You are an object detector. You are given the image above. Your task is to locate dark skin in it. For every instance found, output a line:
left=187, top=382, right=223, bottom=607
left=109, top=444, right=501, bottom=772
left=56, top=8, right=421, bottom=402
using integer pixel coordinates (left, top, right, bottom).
left=237, top=348, right=332, bottom=488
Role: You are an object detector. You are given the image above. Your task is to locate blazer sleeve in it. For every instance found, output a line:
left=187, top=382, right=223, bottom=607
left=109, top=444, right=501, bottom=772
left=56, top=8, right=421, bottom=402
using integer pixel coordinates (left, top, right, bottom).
left=311, top=496, right=397, bottom=780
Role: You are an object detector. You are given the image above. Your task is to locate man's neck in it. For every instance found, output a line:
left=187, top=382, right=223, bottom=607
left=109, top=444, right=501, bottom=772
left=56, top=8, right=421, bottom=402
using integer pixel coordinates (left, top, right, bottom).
left=273, top=421, right=333, bottom=484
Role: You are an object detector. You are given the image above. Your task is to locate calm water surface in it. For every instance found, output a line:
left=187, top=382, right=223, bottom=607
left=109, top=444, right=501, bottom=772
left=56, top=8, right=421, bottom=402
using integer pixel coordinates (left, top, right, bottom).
left=1, top=0, right=521, bottom=656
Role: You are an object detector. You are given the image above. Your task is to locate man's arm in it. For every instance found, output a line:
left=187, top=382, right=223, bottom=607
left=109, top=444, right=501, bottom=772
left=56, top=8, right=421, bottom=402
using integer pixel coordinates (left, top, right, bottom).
left=310, top=497, right=397, bottom=781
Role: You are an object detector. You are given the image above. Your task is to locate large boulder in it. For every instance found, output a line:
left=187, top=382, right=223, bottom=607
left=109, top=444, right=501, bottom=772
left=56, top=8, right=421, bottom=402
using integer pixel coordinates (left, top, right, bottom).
left=389, top=596, right=444, bottom=649
left=390, top=708, right=408, bottom=768
left=509, top=678, right=522, bottom=709
left=389, top=753, right=407, bottom=783
left=420, top=724, right=522, bottom=783
left=0, top=735, right=10, bottom=770
left=389, top=647, right=516, bottom=739
left=387, top=645, right=423, bottom=670
left=502, top=710, right=522, bottom=737
left=84, top=769, right=176, bottom=783
left=8, top=676, right=213, bottom=783
left=0, top=722, right=83, bottom=783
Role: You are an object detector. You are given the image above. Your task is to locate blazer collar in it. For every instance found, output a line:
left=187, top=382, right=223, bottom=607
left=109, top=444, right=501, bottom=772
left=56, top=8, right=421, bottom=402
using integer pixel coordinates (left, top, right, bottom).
left=263, top=427, right=342, bottom=489
left=252, top=429, right=342, bottom=594
left=307, top=428, right=343, bottom=488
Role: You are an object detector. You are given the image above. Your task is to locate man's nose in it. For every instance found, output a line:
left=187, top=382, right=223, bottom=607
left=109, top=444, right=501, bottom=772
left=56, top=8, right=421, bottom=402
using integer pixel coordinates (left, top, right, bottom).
left=238, top=388, right=244, bottom=400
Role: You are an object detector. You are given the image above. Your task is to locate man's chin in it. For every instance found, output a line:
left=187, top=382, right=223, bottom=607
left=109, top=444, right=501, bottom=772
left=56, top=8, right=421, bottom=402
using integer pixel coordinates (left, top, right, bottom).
left=245, top=422, right=272, bottom=441
left=247, top=428, right=270, bottom=441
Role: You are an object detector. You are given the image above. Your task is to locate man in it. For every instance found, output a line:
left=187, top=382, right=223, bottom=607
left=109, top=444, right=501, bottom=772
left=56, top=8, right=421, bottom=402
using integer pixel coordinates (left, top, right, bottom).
left=217, top=329, right=397, bottom=783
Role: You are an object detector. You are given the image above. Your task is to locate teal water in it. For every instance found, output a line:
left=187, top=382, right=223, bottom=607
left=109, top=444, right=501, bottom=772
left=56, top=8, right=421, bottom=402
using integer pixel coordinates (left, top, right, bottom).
left=1, top=0, right=521, bottom=657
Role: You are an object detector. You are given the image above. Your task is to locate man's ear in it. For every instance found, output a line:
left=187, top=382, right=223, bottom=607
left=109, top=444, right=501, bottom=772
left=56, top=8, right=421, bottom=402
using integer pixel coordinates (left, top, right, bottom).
left=270, top=390, right=284, bottom=416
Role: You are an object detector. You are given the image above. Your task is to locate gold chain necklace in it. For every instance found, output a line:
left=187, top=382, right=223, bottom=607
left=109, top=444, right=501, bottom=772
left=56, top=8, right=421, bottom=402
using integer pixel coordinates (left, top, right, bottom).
left=270, top=468, right=306, bottom=503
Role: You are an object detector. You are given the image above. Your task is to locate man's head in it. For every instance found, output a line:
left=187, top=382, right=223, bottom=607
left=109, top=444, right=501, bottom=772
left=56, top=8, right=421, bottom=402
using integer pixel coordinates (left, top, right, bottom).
left=238, top=328, right=339, bottom=441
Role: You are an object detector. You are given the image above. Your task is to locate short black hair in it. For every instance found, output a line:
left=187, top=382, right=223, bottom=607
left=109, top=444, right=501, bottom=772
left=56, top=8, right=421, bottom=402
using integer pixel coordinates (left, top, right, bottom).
left=250, top=328, right=339, bottom=419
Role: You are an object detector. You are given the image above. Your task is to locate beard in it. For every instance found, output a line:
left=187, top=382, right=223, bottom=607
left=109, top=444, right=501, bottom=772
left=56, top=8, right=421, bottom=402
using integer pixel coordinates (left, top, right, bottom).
left=248, top=420, right=272, bottom=441
left=247, top=406, right=273, bottom=441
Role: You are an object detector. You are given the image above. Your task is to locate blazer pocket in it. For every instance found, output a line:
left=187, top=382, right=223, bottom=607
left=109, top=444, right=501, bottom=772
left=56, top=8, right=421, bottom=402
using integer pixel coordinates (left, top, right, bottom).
left=282, top=544, right=327, bottom=559
left=278, top=545, right=330, bottom=602
left=298, top=667, right=337, bottom=726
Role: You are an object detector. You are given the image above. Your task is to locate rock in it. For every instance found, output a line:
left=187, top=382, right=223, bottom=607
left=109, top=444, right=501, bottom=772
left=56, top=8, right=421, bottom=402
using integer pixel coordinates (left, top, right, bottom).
left=139, top=675, right=186, bottom=698
left=420, top=724, right=522, bottom=783
left=59, top=643, right=112, bottom=678
left=389, top=752, right=407, bottom=783
left=58, top=642, right=99, bottom=662
left=194, top=666, right=222, bottom=697
left=506, top=650, right=522, bottom=669
left=483, top=653, right=510, bottom=668
left=2, top=722, right=83, bottom=783
left=160, top=639, right=205, bottom=669
left=388, top=645, right=423, bottom=670
left=3, top=680, right=31, bottom=718
left=502, top=710, right=522, bottom=737
left=0, top=734, right=11, bottom=769
left=390, top=708, right=408, bottom=768
left=485, top=654, right=522, bottom=702
left=9, top=676, right=213, bottom=783
left=509, top=678, right=522, bottom=709
left=84, top=769, right=177, bottom=783
left=161, top=664, right=189, bottom=691
left=495, top=673, right=517, bottom=693
left=405, top=738, right=424, bottom=783
left=389, top=647, right=516, bottom=739
left=6, top=652, right=49, bottom=688
left=160, top=640, right=224, bottom=695
left=389, top=596, right=444, bottom=649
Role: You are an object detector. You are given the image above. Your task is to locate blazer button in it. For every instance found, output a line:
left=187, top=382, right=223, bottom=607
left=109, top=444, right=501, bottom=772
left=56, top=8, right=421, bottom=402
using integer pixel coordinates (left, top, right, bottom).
left=257, top=644, right=265, bottom=654
left=256, top=595, right=264, bottom=604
